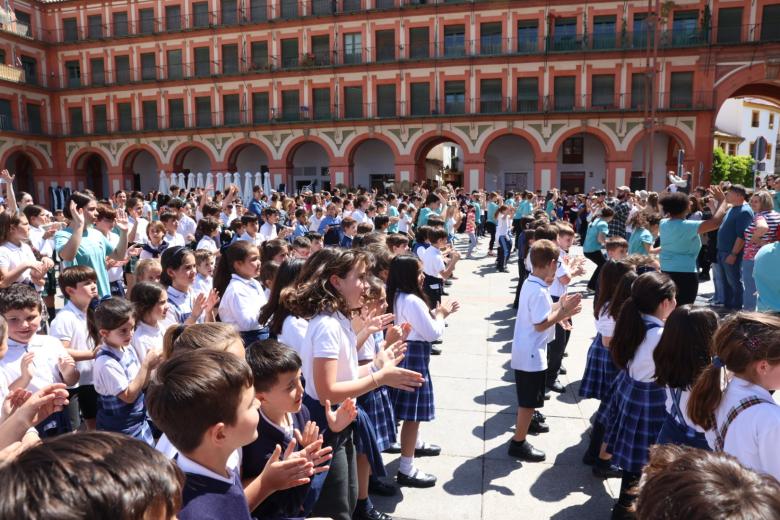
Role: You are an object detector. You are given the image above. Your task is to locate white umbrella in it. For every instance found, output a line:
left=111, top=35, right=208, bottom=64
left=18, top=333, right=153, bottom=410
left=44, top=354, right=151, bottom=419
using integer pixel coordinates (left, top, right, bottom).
left=254, top=171, right=262, bottom=188
left=186, top=172, right=196, bottom=191
left=177, top=173, right=186, bottom=189
left=263, top=171, right=272, bottom=196
left=196, top=172, right=204, bottom=189
left=233, top=172, right=243, bottom=188
left=205, top=172, right=214, bottom=192
left=158, top=171, right=169, bottom=195
left=215, top=172, right=225, bottom=193
left=169, top=172, right=177, bottom=190
left=243, top=172, right=253, bottom=206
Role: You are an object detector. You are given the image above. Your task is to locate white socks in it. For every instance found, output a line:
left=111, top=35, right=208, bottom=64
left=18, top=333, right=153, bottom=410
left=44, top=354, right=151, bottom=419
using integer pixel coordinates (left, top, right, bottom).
left=415, top=438, right=424, bottom=449
left=399, top=456, right=415, bottom=476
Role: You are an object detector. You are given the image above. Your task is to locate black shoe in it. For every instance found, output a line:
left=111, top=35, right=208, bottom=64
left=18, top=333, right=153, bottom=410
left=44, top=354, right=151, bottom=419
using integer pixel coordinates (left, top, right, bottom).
left=558, top=366, right=567, bottom=375
left=369, top=478, right=398, bottom=497
left=547, top=380, right=566, bottom=394
left=507, top=439, right=546, bottom=462
left=444, top=280, right=453, bottom=286
left=431, top=345, right=442, bottom=355
left=441, top=290, right=450, bottom=296
left=533, top=410, right=547, bottom=423
left=528, top=419, right=550, bottom=434
left=415, top=443, right=441, bottom=457
left=563, top=352, right=569, bottom=358
left=543, top=390, right=551, bottom=400
left=353, top=507, right=392, bottom=520
left=592, top=460, right=623, bottom=479
left=582, top=452, right=597, bottom=466
left=384, top=442, right=402, bottom=454
left=397, top=469, right=437, bottom=488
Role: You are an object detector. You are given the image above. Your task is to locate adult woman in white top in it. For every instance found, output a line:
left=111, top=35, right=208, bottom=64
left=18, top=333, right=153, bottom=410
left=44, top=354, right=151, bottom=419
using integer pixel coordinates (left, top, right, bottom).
left=0, top=212, right=49, bottom=289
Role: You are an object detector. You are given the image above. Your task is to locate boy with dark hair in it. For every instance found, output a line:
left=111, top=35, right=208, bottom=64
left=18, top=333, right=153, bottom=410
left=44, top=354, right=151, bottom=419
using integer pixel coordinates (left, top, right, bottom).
left=291, top=236, right=312, bottom=259
left=420, top=228, right=460, bottom=309
left=385, top=233, right=410, bottom=256
left=0, top=284, right=79, bottom=436
left=293, top=209, right=309, bottom=238
left=605, top=236, right=629, bottom=260
left=508, top=240, right=581, bottom=462
left=242, top=340, right=355, bottom=520
left=373, top=215, right=390, bottom=233
left=239, top=214, right=263, bottom=247
left=50, top=265, right=99, bottom=430
left=159, top=211, right=185, bottom=247
left=305, top=232, right=323, bottom=253
left=340, top=217, right=357, bottom=249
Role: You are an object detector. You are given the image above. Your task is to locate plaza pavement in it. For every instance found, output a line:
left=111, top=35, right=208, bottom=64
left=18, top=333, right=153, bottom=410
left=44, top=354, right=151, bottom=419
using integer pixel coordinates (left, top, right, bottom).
left=374, top=238, right=718, bottom=520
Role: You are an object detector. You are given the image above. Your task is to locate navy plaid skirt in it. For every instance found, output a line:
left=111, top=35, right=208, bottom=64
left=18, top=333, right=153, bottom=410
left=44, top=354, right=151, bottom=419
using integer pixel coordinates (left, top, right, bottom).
left=579, top=334, right=619, bottom=401
left=357, top=386, right=396, bottom=452
left=390, top=340, right=434, bottom=422
left=353, top=405, right=387, bottom=477
left=604, top=374, right=666, bottom=473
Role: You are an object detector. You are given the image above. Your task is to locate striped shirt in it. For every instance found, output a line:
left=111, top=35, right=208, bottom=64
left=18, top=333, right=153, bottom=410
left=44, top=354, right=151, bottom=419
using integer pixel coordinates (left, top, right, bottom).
left=744, top=210, right=780, bottom=260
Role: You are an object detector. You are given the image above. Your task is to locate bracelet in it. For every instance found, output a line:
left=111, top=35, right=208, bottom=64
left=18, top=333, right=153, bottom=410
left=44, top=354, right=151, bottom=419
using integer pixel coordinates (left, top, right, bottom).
left=370, top=361, right=379, bottom=373
left=369, top=370, right=380, bottom=389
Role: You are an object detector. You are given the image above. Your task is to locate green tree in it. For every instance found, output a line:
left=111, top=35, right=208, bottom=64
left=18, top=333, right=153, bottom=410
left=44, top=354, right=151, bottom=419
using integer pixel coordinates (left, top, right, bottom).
left=712, top=147, right=755, bottom=186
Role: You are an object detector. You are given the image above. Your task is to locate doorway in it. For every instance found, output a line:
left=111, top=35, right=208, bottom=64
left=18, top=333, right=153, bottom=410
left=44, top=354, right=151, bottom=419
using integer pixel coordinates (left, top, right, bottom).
left=504, top=172, right=529, bottom=193
left=560, top=171, right=585, bottom=194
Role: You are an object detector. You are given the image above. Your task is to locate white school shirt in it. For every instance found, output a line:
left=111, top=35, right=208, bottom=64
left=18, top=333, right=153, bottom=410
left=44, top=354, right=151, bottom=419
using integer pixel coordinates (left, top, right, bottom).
left=164, top=232, right=185, bottom=248
left=28, top=226, right=54, bottom=257
left=176, top=453, right=241, bottom=485
left=259, top=222, right=277, bottom=242
left=164, top=285, right=201, bottom=327
left=131, top=321, right=164, bottom=363
left=192, top=273, right=213, bottom=298
left=301, top=312, right=358, bottom=402
left=704, top=377, right=780, bottom=481
left=496, top=214, right=511, bottom=237
left=106, top=232, right=123, bottom=283
left=511, top=275, right=554, bottom=372
left=157, top=436, right=242, bottom=472
left=129, top=216, right=149, bottom=245
left=49, top=302, right=94, bottom=385
left=177, top=214, right=196, bottom=239
left=393, top=292, right=445, bottom=343
left=93, top=344, right=139, bottom=397
left=664, top=388, right=705, bottom=434
left=626, top=315, right=664, bottom=382
left=196, top=236, right=218, bottom=252
left=238, top=231, right=264, bottom=247
left=278, top=315, right=308, bottom=355
left=421, top=245, right=446, bottom=278
left=594, top=305, right=616, bottom=338
left=218, top=274, right=267, bottom=332
left=1, top=335, right=68, bottom=392
left=308, top=215, right=322, bottom=232
left=351, top=209, right=368, bottom=224
left=523, top=252, right=532, bottom=273
left=549, top=250, right=570, bottom=298
left=0, top=241, right=37, bottom=286
left=398, top=213, right=411, bottom=233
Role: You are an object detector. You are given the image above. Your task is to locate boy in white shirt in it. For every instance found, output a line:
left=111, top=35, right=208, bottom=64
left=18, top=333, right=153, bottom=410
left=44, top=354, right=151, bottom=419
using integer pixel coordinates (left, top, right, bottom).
left=50, top=266, right=99, bottom=430
left=509, top=239, right=581, bottom=462
left=238, top=214, right=264, bottom=246
left=193, top=250, right=215, bottom=298
left=159, top=211, right=185, bottom=248
left=420, top=228, right=460, bottom=309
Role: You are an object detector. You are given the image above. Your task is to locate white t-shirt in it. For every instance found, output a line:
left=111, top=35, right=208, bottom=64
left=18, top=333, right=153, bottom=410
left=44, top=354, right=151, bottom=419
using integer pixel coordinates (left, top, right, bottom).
left=421, top=245, right=445, bottom=278
left=131, top=321, right=164, bottom=362
left=164, top=232, right=185, bottom=248
left=626, top=315, right=664, bottom=382
left=178, top=214, right=196, bottom=239
left=1, top=335, right=69, bottom=392
left=28, top=226, right=54, bottom=257
left=351, top=209, right=368, bottom=224
left=278, top=315, right=308, bottom=355
left=93, top=344, right=139, bottom=397
left=259, top=222, right=277, bottom=242
left=105, top=232, right=123, bottom=283
left=192, top=274, right=213, bottom=298
left=0, top=241, right=37, bottom=286
left=511, top=275, right=554, bottom=372
left=393, top=292, right=444, bottom=343
left=301, top=312, right=358, bottom=402
left=308, top=215, right=322, bottom=232
left=398, top=212, right=412, bottom=233
left=549, top=250, right=570, bottom=298
left=594, top=305, right=616, bottom=338
left=218, top=275, right=267, bottom=332
left=130, top=217, right=149, bottom=245
left=496, top=215, right=511, bottom=237
left=238, top=231, right=264, bottom=247
left=704, top=377, right=780, bottom=481
left=49, top=302, right=94, bottom=385
left=196, top=236, right=218, bottom=252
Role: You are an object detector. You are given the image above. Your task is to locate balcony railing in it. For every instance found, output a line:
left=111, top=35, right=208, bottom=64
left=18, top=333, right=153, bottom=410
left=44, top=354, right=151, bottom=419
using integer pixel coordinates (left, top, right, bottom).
left=0, top=90, right=715, bottom=139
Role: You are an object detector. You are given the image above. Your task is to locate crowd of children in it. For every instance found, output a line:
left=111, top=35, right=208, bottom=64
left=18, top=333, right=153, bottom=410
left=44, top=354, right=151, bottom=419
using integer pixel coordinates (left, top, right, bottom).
left=0, top=172, right=779, bottom=520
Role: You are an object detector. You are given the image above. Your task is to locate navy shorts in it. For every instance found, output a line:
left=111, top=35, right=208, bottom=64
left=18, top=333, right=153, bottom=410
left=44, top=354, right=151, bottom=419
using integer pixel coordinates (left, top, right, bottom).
left=514, top=369, right=547, bottom=409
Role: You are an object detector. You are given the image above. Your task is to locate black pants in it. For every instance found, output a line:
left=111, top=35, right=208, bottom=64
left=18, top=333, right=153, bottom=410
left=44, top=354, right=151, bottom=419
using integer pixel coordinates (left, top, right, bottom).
left=663, top=271, right=699, bottom=306
left=585, top=250, right=606, bottom=293
left=311, top=432, right=358, bottom=520
left=486, top=221, right=497, bottom=252
left=546, top=296, right=570, bottom=387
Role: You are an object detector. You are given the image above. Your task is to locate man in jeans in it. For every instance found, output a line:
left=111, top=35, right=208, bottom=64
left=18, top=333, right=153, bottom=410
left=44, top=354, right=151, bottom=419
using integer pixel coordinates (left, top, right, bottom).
left=715, top=184, right=754, bottom=310
left=607, top=186, right=632, bottom=239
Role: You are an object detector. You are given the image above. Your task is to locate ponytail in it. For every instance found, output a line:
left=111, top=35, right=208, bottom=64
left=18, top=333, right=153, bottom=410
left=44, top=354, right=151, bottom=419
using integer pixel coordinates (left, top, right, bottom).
left=687, top=364, right=725, bottom=431
left=87, top=297, right=134, bottom=348
left=213, top=240, right=256, bottom=297
left=162, top=324, right=187, bottom=360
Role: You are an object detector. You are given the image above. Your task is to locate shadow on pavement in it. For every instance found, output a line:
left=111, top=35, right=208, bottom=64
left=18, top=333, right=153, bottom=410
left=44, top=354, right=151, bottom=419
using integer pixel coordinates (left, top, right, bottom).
left=443, top=446, right=522, bottom=497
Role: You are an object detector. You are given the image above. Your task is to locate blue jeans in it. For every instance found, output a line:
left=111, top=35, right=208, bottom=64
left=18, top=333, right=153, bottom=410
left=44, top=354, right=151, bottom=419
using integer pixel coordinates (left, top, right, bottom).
left=497, top=236, right=512, bottom=270
left=711, top=260, right=725, bottom=304
left=716, top=251, right=744, bottom=310
left=742, top=259, right=757, bottom=311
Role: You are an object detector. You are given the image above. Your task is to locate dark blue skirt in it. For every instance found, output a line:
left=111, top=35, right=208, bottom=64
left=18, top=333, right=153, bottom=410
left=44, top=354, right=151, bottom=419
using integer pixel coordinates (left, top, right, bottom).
left=389, top=340, right=434, bottom=422
left=240, top=327, right=270, bottom=347
left=656, top=413, right=711, bottom=451
left=604, top=374, right=667, bottom=473
left=353, top=405, right=387, bottom=477
left=579, top=333, right=619, bottom=401
left=357, top=386, right=396, bottom=452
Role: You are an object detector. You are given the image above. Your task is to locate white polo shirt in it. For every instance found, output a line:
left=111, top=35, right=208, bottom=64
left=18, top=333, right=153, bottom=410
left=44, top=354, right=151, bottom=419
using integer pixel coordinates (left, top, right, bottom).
left=49, top=302, right=94, bottom=385
left=393, top=292, right=445, bottom=343
left=421, top=245, right=445, bottom=279
left=626, top=315, right=664, bottom=382
left=511, top=275, right=553, bottom=372
left=0, top=335, right=69, bottom=392
left=301, top=312, right=358, bottom=402
left=218, top=274, right=267, bottom=332
left=549, top=250, right=570, bottom=298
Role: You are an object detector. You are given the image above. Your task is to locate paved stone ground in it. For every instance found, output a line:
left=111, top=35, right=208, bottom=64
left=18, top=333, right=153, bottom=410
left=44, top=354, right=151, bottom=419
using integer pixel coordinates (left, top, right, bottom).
left=373, top=238, right=719, bottom=520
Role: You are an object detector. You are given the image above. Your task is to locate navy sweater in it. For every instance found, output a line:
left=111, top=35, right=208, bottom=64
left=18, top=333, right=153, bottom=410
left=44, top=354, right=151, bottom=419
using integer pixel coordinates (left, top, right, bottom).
left=179, top=471, right=253, bottom=520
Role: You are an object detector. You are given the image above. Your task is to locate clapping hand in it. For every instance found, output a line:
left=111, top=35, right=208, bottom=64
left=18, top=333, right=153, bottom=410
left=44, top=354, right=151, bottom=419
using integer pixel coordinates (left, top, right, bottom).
left=325, top=398, right=357, bottom=433
left=294, top=420, right=321, bottom=448
left=114, top=209, right=130, bottom=232
left=260, top=441, right=316, bottom=491
left=560, top=293, right=583, bottom=317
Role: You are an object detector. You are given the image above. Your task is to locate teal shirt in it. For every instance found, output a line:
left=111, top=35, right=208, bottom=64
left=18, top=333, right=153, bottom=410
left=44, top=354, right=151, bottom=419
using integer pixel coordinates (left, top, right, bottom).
left=755, top=243, right=780, bottom=311
left=514, top=200, right=532, bottom=219
left=54, top=226, right=115, bottom=297
left=628, top=227, right=654, bottom=255
left=387, top=205, right=399, bottom=233
left=545, top=200, right=555, bottom=217
left=472, top=202, right=482, bottom=224
left=487, top=202, right=499, bottom=224
left=658, top=218, right=702, bottom=273
left=773, top=190, right=780, bottom=212
left=583, top=218, right=609, bottom=253
left=417, top=207, right=434, bottom=227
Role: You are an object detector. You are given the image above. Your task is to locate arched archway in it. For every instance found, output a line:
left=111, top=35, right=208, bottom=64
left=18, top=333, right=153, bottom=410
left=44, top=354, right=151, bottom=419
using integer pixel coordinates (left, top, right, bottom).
left=122, top=148, right=161, bottom=193
left=4, top=151, right=36, bottom=197
left=483, top=134, right=536, bottom=193
left=627, top=128, right=692, bottom=192
left=74, top=152, right=109, bottom=198
left=226, top=142, right=270, bottom=175
left=552, top=130, right=614, bottom=194
left=171, top=144, right=215, bottom=174
left=349, top=139, right=396, bottom=190
left=287, top=141, right=331, bottom=192
left=411, top=132, right=471, bottom=187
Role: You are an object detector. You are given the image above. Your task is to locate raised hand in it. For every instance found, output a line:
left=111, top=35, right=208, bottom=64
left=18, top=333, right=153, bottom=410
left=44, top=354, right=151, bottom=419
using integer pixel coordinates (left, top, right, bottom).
left=325, top=398, right=357, bottom=433
left=19, top=352, right=36, bottom=385
left=260, top=441, right=315, bottom=491
left=0, top=169, right=13, bottom=183
left=293, top=421, right=320, bottom=448
left=114, top=208, right=130, bottom=232
left=290, top=437, right=333, bottom=471
left=1, top=388, right=31, bottom=419
left=68, top=200, right=85, bottom=229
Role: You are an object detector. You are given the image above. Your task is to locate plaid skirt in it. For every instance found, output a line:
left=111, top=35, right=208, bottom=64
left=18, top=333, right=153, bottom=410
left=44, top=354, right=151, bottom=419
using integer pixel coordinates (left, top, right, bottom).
left=604, top=374, right=666, bottom=473
left=357, top=386, right=397, bottom=452
left=353, top=405, right=387, bottom=477
left=390, top=340, right=434, bottom=422
left=579, top=333, right=619, bottom=401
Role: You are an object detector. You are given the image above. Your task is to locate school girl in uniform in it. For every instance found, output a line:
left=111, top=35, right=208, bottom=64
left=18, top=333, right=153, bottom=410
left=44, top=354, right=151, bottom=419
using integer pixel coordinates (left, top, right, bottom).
left=688, top=312, right=780, bottom=482
left=580, top=260, right=635, bottom=478
left=89, top=298, right=163, bottom=445
left=215, top=241, right=269, bottom=346
left=652, top=305, right=718, bottom=450
left=259, top=257, right=306, bottom=353
left=603, top=272, right=677, bottom=519
left=386, top=254, right=459, bottom=488
left=129, top=281, right=169, bottom=363
left=159, top=246, right=218, bottom=329
left=285, top=248, right=424, bottom=520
